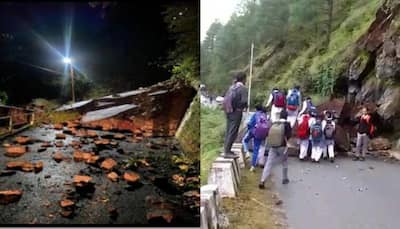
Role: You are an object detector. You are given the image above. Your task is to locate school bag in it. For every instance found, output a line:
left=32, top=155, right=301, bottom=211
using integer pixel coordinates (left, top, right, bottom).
left=297, top=114, right=310, bottom=139
left=222, top=84, right=241, bottom=113
left=306, top=100, right=317, bottom=116
left=310, top=121, right=323, bottom=142
left=324, top=120, right=336, bottom=139
left=287, top=90, right=300, bottom=111
left=267, top=121, right=286, bottom=147
left=251, top=113, right=271, bottom=140
left=272, top=91, right=286, bottom=108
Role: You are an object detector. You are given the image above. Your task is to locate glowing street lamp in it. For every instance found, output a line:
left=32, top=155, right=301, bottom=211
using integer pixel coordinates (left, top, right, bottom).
left=63, top=57, right=75, bottom=103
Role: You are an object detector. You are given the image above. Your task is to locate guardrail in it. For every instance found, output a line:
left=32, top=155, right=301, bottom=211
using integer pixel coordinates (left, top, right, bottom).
left=0, top=112, right=35, bottom=138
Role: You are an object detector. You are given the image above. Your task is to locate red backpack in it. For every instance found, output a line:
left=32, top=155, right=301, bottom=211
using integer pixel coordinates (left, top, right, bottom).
left=273, top=91, right=286, bottom=108
left=297, top=114, right=310, bottom=139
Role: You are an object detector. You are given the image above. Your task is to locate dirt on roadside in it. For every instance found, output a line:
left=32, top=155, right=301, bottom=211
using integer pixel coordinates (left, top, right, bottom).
left=221, top=168, right=288, bottom=229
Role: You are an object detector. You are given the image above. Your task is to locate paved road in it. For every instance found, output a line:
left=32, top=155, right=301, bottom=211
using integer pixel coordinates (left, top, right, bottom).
left=271, top=157, right=400, bottom=229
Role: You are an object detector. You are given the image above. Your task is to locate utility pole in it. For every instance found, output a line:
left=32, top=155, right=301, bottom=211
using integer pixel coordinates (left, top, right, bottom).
left=247, top=41, right=254, bottom=116
left=70, top=65, right=75, bottom=103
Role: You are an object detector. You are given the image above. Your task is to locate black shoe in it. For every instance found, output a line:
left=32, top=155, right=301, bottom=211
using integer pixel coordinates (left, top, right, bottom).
left=258, top=182, right=265, bottom=189
left=352, top=156, right=359, bottom=161
left=282, top=179, right=290, bottom=184
left=299, top=158, right=305, bottom=161
left=330, top=158, right=335, bottom=163
left=359, top=156, right=365, bottom=161
left=223, top=153, right=239, bottom=159
left=323, top=157, right=328, bottom=160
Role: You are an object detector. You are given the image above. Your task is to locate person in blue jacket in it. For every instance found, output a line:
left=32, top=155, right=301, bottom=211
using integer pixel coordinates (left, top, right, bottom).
left=242, top=105, right=270, bottom=172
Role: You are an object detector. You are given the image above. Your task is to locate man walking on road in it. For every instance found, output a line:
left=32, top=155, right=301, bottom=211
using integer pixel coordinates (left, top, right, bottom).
left=222, top=72, right=248, bottom=158
left=259, top=110, right=291, bottom=189
left=266, top=88, right=286, bottom=122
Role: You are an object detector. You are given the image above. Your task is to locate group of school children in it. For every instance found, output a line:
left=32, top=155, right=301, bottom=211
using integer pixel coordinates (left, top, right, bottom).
left=222, top=73, right=375, bottom=189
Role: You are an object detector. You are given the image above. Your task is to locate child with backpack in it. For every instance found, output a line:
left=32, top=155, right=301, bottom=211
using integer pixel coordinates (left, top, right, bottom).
left=322, top=110, right=336, bottom=162
left=353, top=107, right=375, bottom=161
left=298, top=97, right=317, bottom=118
left=297, top=110, right=311, bottom=160
left=259, top=110, right=291, bottom=189
left=286, top=86, right=301, bottom=128
left=266, top=88, right=286, bottom=122
left=310, top=115, right=324, bottom=163
left=243, top=105, right=271, bottom=172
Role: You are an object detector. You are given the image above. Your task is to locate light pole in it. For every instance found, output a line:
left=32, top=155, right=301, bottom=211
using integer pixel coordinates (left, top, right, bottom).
left=63, top=57, right=75, bottom=103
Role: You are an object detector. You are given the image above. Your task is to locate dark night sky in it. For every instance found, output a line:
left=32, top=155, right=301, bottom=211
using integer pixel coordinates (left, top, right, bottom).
left=0, top=1, right=198, bottom=105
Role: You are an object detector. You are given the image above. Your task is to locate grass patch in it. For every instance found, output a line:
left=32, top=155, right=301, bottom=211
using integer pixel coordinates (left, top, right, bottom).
left=200, top=106, right=225, bottom=185
left=48, top=111, right=81, bottom=124
left=176, top=94, right=200, bottom=161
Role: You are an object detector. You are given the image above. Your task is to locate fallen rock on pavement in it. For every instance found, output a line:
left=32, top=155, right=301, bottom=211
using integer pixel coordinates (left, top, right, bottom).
left=60, top=199, right=75, bottom=208
left=53, top=123, right=64, bottom=130
left=113, top=133, right=126, bottom=140
left=101, top=158, right=117, bottom=170
left=6, top=161, right=43, bottom=173
left=55, top=133, right=66, bottom=140
left=0, top=170, right=16, bottom=176
left=53, top=152, right=64, bottom=163
left=55, top=141, right=64, bottom=148
left=145, top=195, right=174, bottom=224
left=0, top=190, right=23, bottom=204
left=87, top=130, right=98, bottom=138
left=123, top=171, right=140, bottom=184
left=34, top=161, right=43, bottom=173
left=15, top=136, right=32, bottom=145
left=41, top=142, right=52, bottom=148
left=107, top=172, right=119, bottom=182
left=73, top=175, right=94, bottom=187
left=94, top=139, right=111, bottom=146
left=5, top=146, right=27, bottom=157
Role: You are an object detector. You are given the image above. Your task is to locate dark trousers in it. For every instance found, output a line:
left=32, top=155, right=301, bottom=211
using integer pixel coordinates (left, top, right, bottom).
left=224, top=110, right=243, bottom=154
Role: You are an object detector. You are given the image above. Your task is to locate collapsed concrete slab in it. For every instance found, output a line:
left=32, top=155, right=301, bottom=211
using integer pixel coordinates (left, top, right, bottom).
left=55, top=79, right=196, bottom=137
left=207, top=162, right=238, bottom=198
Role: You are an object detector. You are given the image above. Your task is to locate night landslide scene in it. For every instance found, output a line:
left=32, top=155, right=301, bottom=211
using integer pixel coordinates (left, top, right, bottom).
left=0, top=1, right=199, bottom=226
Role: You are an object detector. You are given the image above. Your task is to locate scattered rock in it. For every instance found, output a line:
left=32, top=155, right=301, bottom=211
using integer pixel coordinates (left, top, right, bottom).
left=60, top=210, right=73, bottom=218
left=53, top=152, right=64, bottom=163
left=34, top=161, right=43, bottom=173
left=110, top=141, right=119, bottom=147
left=178, top=164, right=189, bottom=172
left=15, top=136, right=32, bottom=145
left=94, top=139, right=111, bottom=146
left=70, top=140, right=81, bottom=148
left=55, top=133, right=66, bottom=140
left=146, top=208, right=174, bottom=224
left=369, top=137, right=392, bottom=151
left=59, top=199, right=75, bottom=208
left=123, top=171, right=140, bottom=184
left=107, top=172, right=119, bottom=182
left=369, top=166, right=374, bottom=170
left=73, top=150, right=92, bottom=162
left=0, top=190, right=23, bottom=204
left=55, top=141, right=64, bottom=148
left=73, top=175, right=93, bottom=187
left=7, top=161, right=34, bottom=172
left=38, top=148, right=47, bottom=152
left=5, top=146, right=27, bottom=157
left=113, top=133, right=126, bottom=140
left=44, top=174, right=51, bottom=179
left=101, top=158, right=117, bottom=170
left=182, top=190, right=200, bottom=210
left=87, top=130, right=98, bottom=138
left=86, top=155, right=100, bottom=165
left=53, top=123, right=63, bottom=130
left=171, top=174, right=185, bottom=187
left=41, top=142, right=52, bottom=148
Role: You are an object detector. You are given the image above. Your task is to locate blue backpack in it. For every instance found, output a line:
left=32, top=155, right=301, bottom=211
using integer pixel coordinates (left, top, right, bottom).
left=306, top=100, right=317, bottom=116
left=311, top=121, right=323, bottom=142
left=287, top=90, right=300, bottom=111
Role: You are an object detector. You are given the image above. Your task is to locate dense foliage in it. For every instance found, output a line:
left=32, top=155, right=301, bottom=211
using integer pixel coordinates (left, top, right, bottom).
left=201, top=0, right=383, bottom=106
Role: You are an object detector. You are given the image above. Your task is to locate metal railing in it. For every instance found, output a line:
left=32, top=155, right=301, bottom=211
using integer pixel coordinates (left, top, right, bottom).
left=0, top=112, right=35, bottom=138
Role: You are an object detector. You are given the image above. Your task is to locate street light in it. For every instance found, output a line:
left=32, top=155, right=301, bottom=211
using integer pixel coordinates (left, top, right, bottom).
left=63, top=57, right=75, bottom=103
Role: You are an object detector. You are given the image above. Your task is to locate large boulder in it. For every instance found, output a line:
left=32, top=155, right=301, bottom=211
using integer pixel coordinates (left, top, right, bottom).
left=368, top=137, right=392, bottom=151
left=334, top=125, right=351, bottom=153
left=376, top=87, right=400, bottom=121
